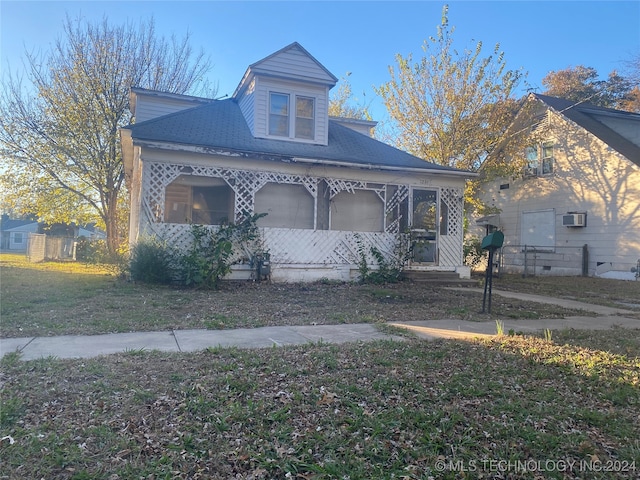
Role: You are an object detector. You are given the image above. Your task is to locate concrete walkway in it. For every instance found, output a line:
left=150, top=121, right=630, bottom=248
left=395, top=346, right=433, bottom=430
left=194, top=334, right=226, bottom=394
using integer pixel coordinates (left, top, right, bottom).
left=1, top=289, right=638, bottom=361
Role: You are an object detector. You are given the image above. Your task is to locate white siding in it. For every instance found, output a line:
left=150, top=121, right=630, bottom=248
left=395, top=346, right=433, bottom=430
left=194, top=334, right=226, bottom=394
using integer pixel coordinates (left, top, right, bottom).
left=237, top=78, right=256, bottom=136
left=255, top=46, right=336, bottom=85
left=253, top=77, right=329, bottom=144
left=134, top=95, right=205, bottom=123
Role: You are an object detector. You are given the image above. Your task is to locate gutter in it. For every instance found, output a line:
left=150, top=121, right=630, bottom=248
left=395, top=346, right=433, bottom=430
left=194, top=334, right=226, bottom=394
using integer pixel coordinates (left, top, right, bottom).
left=131, top=138, right=478, bottom=178
left=291, top=156, right=477, bottom=177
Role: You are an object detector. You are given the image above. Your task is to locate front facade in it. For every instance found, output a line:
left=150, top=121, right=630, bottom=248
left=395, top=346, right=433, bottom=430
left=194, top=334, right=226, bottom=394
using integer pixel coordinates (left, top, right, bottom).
left=121, top=43, right=473, bottom=282
left=476, top=94, right=640, bottom=279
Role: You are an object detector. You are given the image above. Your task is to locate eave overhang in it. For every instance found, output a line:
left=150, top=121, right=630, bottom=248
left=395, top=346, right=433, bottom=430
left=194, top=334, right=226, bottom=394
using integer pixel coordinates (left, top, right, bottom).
left=129, top=138, right=478, bottom=178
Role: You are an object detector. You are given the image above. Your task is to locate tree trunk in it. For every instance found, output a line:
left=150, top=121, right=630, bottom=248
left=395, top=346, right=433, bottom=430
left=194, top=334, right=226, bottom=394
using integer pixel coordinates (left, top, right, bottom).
left=104, top=192, right=120, bottom=256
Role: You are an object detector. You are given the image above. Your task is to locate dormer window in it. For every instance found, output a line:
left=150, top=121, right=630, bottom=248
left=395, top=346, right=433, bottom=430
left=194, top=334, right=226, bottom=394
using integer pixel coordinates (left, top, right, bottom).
left=269, top=91, right=316, bottom=141
left=269, top=93, right=290, bottom=137
left=296, top=96, right=315, bottom=139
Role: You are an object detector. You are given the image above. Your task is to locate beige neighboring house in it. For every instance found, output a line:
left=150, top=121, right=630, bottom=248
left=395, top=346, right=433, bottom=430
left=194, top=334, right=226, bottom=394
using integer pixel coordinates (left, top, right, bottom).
left=475, top=93, right=640, bottom=279
left=120, top=43, right=475, bottom=282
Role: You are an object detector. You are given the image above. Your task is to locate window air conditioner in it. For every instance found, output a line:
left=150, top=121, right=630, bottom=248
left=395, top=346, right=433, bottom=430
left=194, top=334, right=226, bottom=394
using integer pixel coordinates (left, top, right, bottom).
left=524, top=166, right=537, bottom=177
left=562, top=213, right=586, bottom=227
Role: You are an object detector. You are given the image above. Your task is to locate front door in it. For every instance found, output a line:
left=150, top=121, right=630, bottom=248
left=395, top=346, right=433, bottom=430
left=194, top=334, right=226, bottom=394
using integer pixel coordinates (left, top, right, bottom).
left=411, top=189, right=438, bottom=264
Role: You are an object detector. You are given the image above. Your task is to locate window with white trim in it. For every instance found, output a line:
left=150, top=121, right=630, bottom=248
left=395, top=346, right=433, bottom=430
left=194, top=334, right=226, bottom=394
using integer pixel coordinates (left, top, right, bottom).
left=524, top=143, right=554, bottom=176
left=331, top=190, right=384, bottom=232
left=295, top=96, right=315, bottom=139
left=269, top=92, right=316, bottom=141
left=269, top=93, right=290, bottom=137
left=541, top=142, right=554, bottom=174
left=525, top=145, right=538, bottom=175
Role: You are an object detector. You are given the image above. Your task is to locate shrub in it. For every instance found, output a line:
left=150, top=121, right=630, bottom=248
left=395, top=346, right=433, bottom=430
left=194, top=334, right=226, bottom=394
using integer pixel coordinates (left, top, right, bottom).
left=177, top=213, right=266, bottom=289
left=77, top=237, right=129, bottom=278
left=129, top=237, right=178, bottom=284
left=356, top=233, right=411, bottom=284
left=76, top=238, right=109, bottom=263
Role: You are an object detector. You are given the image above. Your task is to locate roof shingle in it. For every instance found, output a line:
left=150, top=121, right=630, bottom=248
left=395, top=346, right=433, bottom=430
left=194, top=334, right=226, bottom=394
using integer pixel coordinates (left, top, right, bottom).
left=127, top=99, right=465, bottom=173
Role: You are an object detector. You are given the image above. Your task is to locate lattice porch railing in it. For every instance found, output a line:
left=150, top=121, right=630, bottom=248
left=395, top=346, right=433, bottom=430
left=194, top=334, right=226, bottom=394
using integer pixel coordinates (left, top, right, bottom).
left=138, top=161, right=464, bottom=268
left=146, top=223, right=401, bottom=267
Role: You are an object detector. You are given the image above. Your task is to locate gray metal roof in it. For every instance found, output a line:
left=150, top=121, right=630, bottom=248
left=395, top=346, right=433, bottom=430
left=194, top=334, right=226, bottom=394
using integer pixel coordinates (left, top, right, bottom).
left=125, top=98, right=467, bottom=174
left=534, top=93, right=640, bottom=167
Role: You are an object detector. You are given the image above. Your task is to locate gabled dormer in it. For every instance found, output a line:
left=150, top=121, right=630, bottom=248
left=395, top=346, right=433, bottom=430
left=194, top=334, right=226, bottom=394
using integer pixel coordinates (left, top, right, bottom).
left=233, top=42, right=338, bottom=146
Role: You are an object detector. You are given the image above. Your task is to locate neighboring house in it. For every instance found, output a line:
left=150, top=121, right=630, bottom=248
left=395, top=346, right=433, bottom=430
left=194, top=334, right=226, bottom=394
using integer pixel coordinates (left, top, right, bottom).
left=121, top=42, right=474, bottom=282
left=78, top=224, right=107, bottom=241
left=475, top=93, right=640, bottom=279
left=0, top=219, right=40, bottom=251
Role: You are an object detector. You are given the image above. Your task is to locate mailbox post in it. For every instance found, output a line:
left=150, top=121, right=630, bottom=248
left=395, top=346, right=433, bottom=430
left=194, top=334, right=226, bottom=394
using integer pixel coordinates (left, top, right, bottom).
left=481, top=231, right=504, bottom=314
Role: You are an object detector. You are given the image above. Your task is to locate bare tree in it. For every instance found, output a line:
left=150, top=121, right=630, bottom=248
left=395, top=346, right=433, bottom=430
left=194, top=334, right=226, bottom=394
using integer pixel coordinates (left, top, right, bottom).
left=0, top=15, right=213, bottom=253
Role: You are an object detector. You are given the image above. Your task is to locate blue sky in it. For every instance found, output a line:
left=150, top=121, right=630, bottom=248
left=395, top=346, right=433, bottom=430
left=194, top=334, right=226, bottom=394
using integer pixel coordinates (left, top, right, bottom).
left=1, top=1, right=639, bottom=121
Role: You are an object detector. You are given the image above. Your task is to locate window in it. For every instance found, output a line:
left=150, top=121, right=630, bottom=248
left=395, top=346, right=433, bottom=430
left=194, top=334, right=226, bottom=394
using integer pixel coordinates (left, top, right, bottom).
left=412, top=189, right=437, bottom=235
left=269, top=92, right=315, bottom=140
left=541, top=143, right=554, bottom=174
left=13, top=232, right=23, bottom=244
left=524, top=143, right=554, bottom=175
left=295, top=96, right=315, bottom=139
left=164, top=175, right=234, bottom=225
left=269, top=93, right=289, bottom=137
left=525, top=145, right=538, bottom=174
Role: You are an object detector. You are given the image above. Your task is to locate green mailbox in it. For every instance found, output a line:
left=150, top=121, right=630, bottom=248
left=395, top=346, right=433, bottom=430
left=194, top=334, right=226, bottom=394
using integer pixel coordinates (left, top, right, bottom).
left=481, top=230, right=504, bottom=314
left=481, top=231, right=504, bottom=251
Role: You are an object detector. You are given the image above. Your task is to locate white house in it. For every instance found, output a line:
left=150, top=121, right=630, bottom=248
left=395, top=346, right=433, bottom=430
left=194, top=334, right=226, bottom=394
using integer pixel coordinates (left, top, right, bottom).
left=476, top=93, right=640, bottom=279
left=0, top=219, right=39, bottom=251
left=121, top=43, right=475, bottom=282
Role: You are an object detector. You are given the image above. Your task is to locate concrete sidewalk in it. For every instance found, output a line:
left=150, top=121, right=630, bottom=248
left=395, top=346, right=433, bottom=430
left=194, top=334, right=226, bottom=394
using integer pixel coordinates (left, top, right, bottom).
left=2, top=289, right=639, bottom=361
left=0, top=324, right=407, bottom=361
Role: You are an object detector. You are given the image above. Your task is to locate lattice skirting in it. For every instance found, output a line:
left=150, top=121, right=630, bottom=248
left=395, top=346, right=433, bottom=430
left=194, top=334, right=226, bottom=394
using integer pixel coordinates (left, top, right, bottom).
left=142, top=223, right=403, bottom=266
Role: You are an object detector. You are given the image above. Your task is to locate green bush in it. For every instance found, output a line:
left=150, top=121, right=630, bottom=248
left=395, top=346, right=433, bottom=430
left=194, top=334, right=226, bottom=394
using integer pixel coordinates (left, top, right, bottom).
left=177, top=213, right=266, bottom=289
left=356, top=233, right=410, bottom=284
left=77, top=237, right=129, bottom=277
left=129, top=237, right=178, bottom=284
left=463, top=235, right=486, bottom=270
left=76, top=238, right=110, bottom=263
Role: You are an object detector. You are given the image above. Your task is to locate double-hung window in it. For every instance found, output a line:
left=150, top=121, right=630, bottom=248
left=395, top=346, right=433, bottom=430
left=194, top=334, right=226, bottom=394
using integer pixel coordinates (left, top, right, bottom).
left=541, top=142, right=554, bottom=174
left=295, top=96, right=315, bottom=139
left=524, top=142, right=554, bottom=176
left=269, top=92, right=315, bottom=140
left=269, top=93, right=290, bottom=137
left=525, top=145, right=539, bottom=175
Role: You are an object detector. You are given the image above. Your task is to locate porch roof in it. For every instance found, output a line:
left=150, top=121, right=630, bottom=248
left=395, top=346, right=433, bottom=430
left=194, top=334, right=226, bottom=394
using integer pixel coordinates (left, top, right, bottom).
left=124, top=99, right=472, bottom=175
